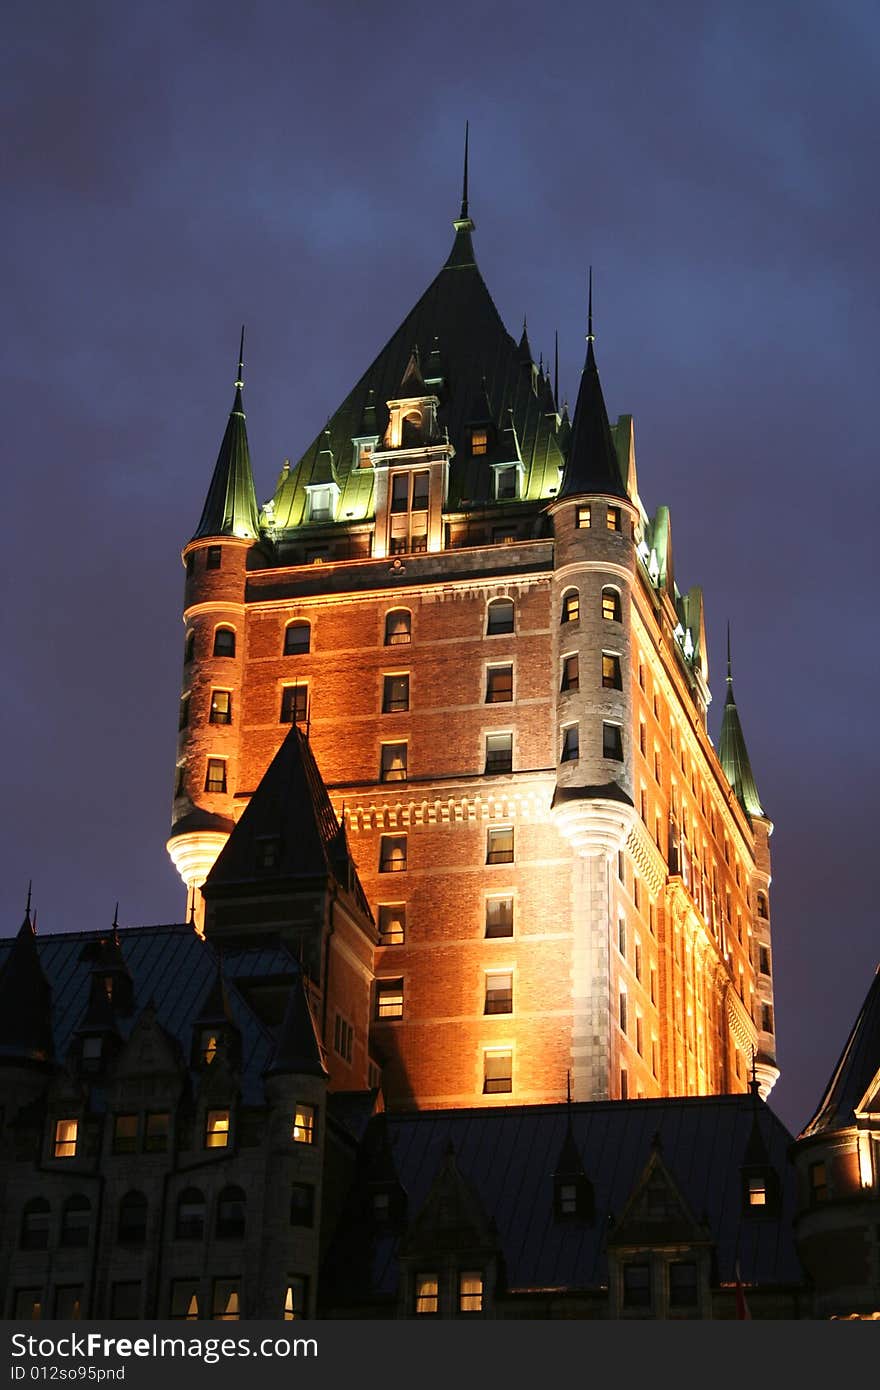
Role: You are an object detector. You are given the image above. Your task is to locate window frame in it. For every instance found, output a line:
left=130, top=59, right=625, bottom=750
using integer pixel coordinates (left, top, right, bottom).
left=382, top=673, right=410, bottom=713
left=204, top=1109, right=230, bottom=1150
left=213, top=626, right=236, bottom=658
left=486, top=826, right=514, bottom=865
left=486, top=598, right=515, bottom=636
left=204, top=758, right=227, bottom=794
left=485, top=894, right=514, bottom=939
left=283, top=621, right=311, bottom=656
left=377, top=904, right=405, bottom=946
left=485, top=664, right=513, bottom=703
left=484, top=970, right=513, bottom=1015
left=378, top=834, right=407, bottom=873
left=484, top=730, right=513, bottom=774
left=561, top=589, right=580, bottom=624
left=483, top=1048, right=513, bottom=1095
left=375, top=978, right=404, bottom=1021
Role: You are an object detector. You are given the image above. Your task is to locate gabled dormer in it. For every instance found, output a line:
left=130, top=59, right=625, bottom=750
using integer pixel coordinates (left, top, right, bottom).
left=192, top=954, right=241, bottom=1070
left=552, top=1097, right=595, bottom=1222
left=303, top=430, right=341, bottom=524
left=370, top=347, right=454, bottom=558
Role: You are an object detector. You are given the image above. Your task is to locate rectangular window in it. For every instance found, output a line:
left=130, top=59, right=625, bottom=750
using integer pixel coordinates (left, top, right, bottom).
left=170, top=1281, right=200, bottom=1320
left=204, top=1109, right=229, bottom=1149
left=485, top=731, right=513, bottom=774
left=212, top=1280, right=241, bottom=1321
left=390, top=474, right=410, bottom=513
left=379, top=835, right=407, bottom=872
left=333, top=1013, right=354, bottom=1063
left=382, top=674, right=410, bottom=712
left=378, top=904, right=405, bottom=945
left=209, top=690, right=231, bottom=725
left=178, top=694, right=190, bottom=730
left=485, top=896, right=513, bottom=938
left=635, top=940, right=643, bottom=982
left=292, top=1104, right=315, bottom=1144
left=669, top=1261, right=698, bottom=1308
left=487, top=827, right=514, bottom=864
left=561, top=725, right=579, bottom=762
left=206, top=545, right=222, bottom=569
left=486, top=599, right=515, bottom=635
left=483, top=1050, right=512, bottom=1094
left=54, top=1118, right=78, bottom=1158
left=411, top=471, right=429, bottom=511
left=471, top=429, right=488, bottom=455
left=602, top=653, right=622, bottom=689
left=809, top=1161, right=828, bottom=1204
left=280, top=685, right=308, bottom=724
left=623, top=1263, right=651, bottom=1309
left=618, top=917, right=626, bottom=956
left=561, top=591, right=579, bottom=623
left=113, top=1114, right=138, bottom=1155
left=603, top=723, right=623, bottom=760
left=376, top=979, right=404, bottom=1020
left=747, top=1175, right=767, bottom=1207
left=495, top=465, right=518, bottom=500
left=602, top=589, right=618, bottom=621
left=761, top=1003, right=774, bottom=1033
left=639, top=787, right=647, bottom=822
left=486, top=665, right=513, bottom=702
left=576, top=505, right=591, bottom=529
left=110, top=1283, right=141, bottom=1318
left=485, top=971, right=513, bottom=1015
left=619, top=990, right=628, bottom=1034
left=759, top=946, right=771, bottom=976
left=145, top=1112, right=170, bottom=1153
left=652, top=1039, right=660, bottom=1078
left=636, top=1014, right=644, bottom=1056
left=54, top=1287, right=83, bottom=1319
left=459, top=1273, right=483, bottom=1313
left=654, top=749, right=661, bottom=781
left=561, top=654, right=579, bottom=692
left=606, top=507, right=621, bottom=532
left=205, top=758, right=227, bottom=793
left=283, top=1277, right=308, bottom=1321
left=415, top=1275, right=439, bottom=1314
left=380, top=742, right=408, bottom=782
left=290, top=1183, right=315, bottom=1227
left=620, top=1066, right=629, bottom=1099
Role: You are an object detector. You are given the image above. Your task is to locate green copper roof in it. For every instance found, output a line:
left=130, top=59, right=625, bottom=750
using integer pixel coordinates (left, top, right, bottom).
left=192, top=332, right=261, bottom=542
left=719, top=644, right=764, bottom=819
left=269, top=208, right=566, bottom=530
left=558, top=281, right=628, bottom=502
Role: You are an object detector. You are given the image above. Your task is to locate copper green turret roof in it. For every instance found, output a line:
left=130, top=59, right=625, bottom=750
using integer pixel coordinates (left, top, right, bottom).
left=719, top=636, right=764, bottom=819
left=192, top=329, right=261, bottom=542
left=557, top=275, right=628, bottom=502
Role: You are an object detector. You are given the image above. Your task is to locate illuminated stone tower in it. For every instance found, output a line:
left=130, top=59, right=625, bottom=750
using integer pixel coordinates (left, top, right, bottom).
left=168, top=166, right=778, bottom=1108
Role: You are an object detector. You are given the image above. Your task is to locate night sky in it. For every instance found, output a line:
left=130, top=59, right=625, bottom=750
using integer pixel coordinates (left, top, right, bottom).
left=3, top=1, right=878, bottom=1138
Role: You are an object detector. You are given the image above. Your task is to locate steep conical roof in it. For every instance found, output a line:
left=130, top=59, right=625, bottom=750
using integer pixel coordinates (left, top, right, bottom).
left=264, top=974, right=327, bottom=1078
left=719, top=637, right=764, bottom=819
left=191, top=329, right=261, bottom=541
left=0, top=905, right=54, bottom=1064
left=800, top=964, right=880, bottom=1138
left=558, top=280, right=628, bottom=501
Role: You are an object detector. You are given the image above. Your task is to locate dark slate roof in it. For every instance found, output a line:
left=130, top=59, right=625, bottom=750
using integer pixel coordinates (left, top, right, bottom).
left=191, top=348, right=261, bottom=542
left=558, top=338, right=628, bottom=501
left=325, top=1094, right=802, bottom=1303
left=204, top=726, right=371, bottom=918
left=0, top=924, right=300, bottom=1104
left=268, top=217, right=566, bottom=528
left=800, top=964, right=880, bottom=1138
left=0, top=914, right=54, bottom=1064
left=718, top=656, right=764, bottom=820
left=265, top=975, right=327, bottom=1078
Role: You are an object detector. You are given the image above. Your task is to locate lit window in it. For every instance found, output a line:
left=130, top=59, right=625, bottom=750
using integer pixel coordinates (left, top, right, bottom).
left=284, top=621, right=311, bottom=655
left=206, top=545, right=222, bottom=569
left=379, top=835, right=407, bottom=873
left=415, top=1274, right=439, bottom=1314
left=485, top=896, right=513, bottom=938
left=606, top=507, right=621, bottom=532
left=212, top=1280, right=240, bottom=1321
left=485, top=971, right=513, bottom=1014
left=483, top=1050, right=512, bottom=1094
left=376, top=979, right=404, bottom=1020
left=495, top=466, right=518, bottom=500
left=487, top=598, right=514, bottom=634
left=618, top=918, right=626, bottom=956
left=471, top=429, right=488, bottom=455
left=809, top=1161, right=828, bottom=1204
left=200, top=1030, right=218, bottom=1066
left=561, top=725, right=579, bottom=762
left=113, top=1114, right=138, bottom=1155
left=561, top=590, right=579, bottom=623
left=209, top=690, right=231, bottom=725
left=486, top=665, right=513, bottom=702
left=145, top=1113, right=170, bottom=1153
left=459, top=1272, right=483, bottom=1313
left=280, top=685, right=308, bottom=725
left=576, top=505, right=591, bottom=529
left=382, top=674, right=409, bottom=712
left=358, top=442, right=374, bottom=469
left=561, top=654, right=579, bottom=692
left=385, top=609, right=411, bottom=645
left=184, top=630, right=195, bottom=664
left=213, top=626, right=235, bottom=657
left=290, top=1184, right=315, bottom=1227
left=602, top=654, right=622, bottom=689
left=603, top=723, right=623, bottom=760
left=380, top=743, right=408, bottom=782
left=205, top=758, right=227, bottom=793
left=487, top=827, right=514, bottom=864
left=204, top=1110, right=229, bottom=1149
left=378, top=904, right=405, bottom=945
left=485, top=731, right=513, bottom=774
left=292, top=1104, right=315, bottom=1144
left=13, top=1290, right=42, bottom=1320
left=669, top=1261, right=697, bottom=1308
left=54, top=1119, right=78, bottom=1159
left=283, top=1278, right=307, bottom=1320
left=747, top=1175, right=766, bottom=1207
left=602, top=587, right=621, bottom=621
left=170, top=1282, right=200, bottom=1320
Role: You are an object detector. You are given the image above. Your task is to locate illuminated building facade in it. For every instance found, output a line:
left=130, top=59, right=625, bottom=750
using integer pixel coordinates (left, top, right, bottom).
left=168, top=179, right=778, bottom=1112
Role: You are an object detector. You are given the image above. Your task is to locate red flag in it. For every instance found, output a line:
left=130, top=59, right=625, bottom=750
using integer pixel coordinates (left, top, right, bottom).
left=735, top=1261, right=752, bottom=1320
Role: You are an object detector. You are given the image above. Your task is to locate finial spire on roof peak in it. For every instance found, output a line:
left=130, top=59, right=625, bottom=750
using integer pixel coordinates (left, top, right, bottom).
left=25, top=881, right=32, bottom=918
left=587, top=266, right=594, bottom=344
left=460, top=120, right=469, bottom=222
left=554, top=330, right=559, bottom=410
left=727, top=622, right=733, bottom=684
left=235, top=325, right=245, bottom=391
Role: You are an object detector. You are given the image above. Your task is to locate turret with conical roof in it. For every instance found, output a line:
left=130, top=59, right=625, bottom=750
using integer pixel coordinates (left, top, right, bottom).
left=0, top=891, right=54, bottom=1068
left=558, top=274, right=628, bottom=502
left=719, top=633, right=764, bottom=820
left=191, top=329, right=261, bottom=542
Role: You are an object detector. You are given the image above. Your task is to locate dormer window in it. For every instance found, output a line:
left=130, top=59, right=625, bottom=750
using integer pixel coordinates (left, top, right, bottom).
left=201, top=1030, right=218, bottom=1065
left=493, top=464, right=519, bottom=501
left=306, top=486, right=335, bottom=523
left=459, top=1273, right=483, bottom=1313
left=553, top=1173, right=594, bottom=1222
left=747, top=1175, right=766, bottom=1207
left=205, top=1110, right=230, bottom=1149
left=54, top=1119, right=78, bottom=1158
left=471, top=429, right=488, bottom=455
left=82, top=1036, right=103, bottom=1069
left=357, top=441, right=376, bottom=469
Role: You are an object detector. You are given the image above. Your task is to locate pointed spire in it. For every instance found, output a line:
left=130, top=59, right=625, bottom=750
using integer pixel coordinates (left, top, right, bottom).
left=398, top=345, right=428, bottom=397
left=554, top=330, right=560, bottom=411
left=22, top=881, right=32, bottom=932
left=444, top=124, right=476, bottom=270
left=800, top=963, right=880, bottom=1138
left=460, top=119, right=470, bottom=222
left=0, top=901, right=54, bottom=1064
left=557, top=272, right=627, bottom=501
left=191, top=329, right=261, bottom=542
left=719, top=632, right=764, bottom=819
left=265, top=975, right=327, bottom=1078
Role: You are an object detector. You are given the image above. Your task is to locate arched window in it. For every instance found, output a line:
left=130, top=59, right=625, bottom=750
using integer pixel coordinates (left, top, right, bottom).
left=216, top=1185, right=246, bottom=1240
left=60, top=1195, right=91, bottom=1248
left=118, top=1191, right=148, bottom=1245
left=601, top=587, right=622, bottom=623
left=284, top=621, right=311, bottom=656
left=384, top=609, right=411, bottom=645
left=757, top=892, right=768, bottom=918
left=486, top=598, right=514, bottom=636
left=175, top=1188, right=205, bottom=1241
left=213, top=626, right=236, bottom=658
left=561, top=590, right=580, bottom=624
left=20, top=1198, right=50, bottom=1250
